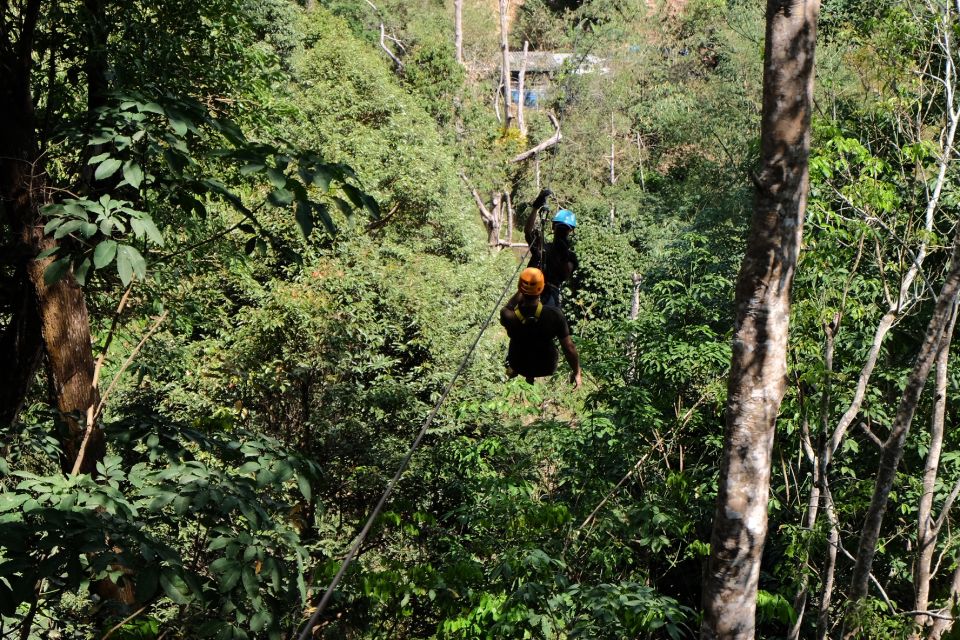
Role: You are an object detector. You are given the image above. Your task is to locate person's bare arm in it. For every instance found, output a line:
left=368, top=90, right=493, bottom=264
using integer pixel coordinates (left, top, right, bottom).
left=560, top=335, right=582, bottom=389
left=525, top=189, right=552, bottom=239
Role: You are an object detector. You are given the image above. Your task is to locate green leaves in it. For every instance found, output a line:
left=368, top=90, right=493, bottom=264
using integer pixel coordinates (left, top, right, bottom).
left=116, top=244, right=146, bottom=286
left=123, top=160, right=145, bottom=189
left=95, top=158, right=123, bottom=181
left=41, top=196, right=162, bottom=285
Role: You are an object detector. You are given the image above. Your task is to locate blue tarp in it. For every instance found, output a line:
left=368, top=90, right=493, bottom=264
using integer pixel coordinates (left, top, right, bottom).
left=510, top=89, right=543, bottom=107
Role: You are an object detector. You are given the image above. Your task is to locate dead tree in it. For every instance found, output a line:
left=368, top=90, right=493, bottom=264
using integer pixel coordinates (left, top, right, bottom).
left=700, top=1, right=821, bottom=638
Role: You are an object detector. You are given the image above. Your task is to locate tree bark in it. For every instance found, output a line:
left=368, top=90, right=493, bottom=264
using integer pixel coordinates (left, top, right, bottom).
left=848, top=241, right=960, bottom=611
left=929, top=562, right=960, bottom=640
left=0, top=44, right=46, bottom=428
left=700, top=1, right=820, bottom=638
left=0, top=2, right=102, bottom=472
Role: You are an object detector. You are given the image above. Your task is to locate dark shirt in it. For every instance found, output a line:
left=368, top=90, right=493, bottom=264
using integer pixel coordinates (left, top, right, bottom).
left=525, top=227, right=578, bottom=291
left=500, top=303, right=570, bottom=378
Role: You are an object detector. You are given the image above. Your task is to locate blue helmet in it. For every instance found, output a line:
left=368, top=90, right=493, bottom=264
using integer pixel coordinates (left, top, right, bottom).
left=553, top=209, right=577, bottom=228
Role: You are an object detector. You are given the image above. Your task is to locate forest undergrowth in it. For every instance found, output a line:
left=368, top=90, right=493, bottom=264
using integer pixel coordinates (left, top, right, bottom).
left=2, top=0, right=960, bottom=638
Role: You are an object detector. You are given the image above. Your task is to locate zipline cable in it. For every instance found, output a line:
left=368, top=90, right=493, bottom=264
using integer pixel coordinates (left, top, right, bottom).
left=294, top=251, right=530, bottom=640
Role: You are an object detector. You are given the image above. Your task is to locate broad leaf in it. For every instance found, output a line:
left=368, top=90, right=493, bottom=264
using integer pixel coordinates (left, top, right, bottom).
left=295, top=201, right=313, bottom=238
left=122, top=161, right=144, bottom=189
left=94, top=240, right=118, bottom=269
left=95, top=158, right=123, bottom=181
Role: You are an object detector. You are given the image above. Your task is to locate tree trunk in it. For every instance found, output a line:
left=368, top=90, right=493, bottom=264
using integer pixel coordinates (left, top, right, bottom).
left=816, top=484, right=839, bottom=640
left=929, top=562, right=960, bottom=640
left=454, top=0, right=464, bottom=65
left=489, top=192, right=502, bottom=247
left=517, top=41, right=529, bottom=137
left=788, top=317, right=837, bottom=640
left=848, top=242, right=960, bottom=611
left=499, top=0, right=512, bottom=131
left=0, top=67, right=45, bottom=428
left=0, top=3, right=102, bottom=473
left=700, top=1, right=820, bottom=638
left=913, top=303, right=958, bottom=632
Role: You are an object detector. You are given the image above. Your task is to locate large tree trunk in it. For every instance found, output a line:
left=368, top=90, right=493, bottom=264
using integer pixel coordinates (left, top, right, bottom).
left=848, top=242, right=960, bottom=610
left=0, top=2, right=102, bottom=473
left=700, top=1, right=820, bottom=638
left=0, top=5, right=46, bottom=428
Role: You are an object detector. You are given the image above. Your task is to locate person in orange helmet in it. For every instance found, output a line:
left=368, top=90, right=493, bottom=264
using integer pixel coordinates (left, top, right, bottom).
left=500, top=267, right=582, bottom=388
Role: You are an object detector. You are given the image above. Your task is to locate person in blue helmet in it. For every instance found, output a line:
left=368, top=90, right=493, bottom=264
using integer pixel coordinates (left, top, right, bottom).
left=522, top=189, right=578, bottom=308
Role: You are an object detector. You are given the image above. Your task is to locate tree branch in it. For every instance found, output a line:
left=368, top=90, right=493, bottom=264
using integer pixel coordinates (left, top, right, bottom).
left=458, top=172, right=493, bottom=224
left=512, top=113, right=562, bottom=163
left=379, top=24, right=403, bottom=69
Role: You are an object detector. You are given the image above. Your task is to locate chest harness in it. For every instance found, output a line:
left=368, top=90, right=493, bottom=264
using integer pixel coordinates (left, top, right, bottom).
left=515, top=302, right=543, bottom=324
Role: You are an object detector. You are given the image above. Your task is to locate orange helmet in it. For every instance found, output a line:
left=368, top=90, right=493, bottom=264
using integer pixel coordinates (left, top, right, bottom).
left=518, top=267, right=545, bottom=296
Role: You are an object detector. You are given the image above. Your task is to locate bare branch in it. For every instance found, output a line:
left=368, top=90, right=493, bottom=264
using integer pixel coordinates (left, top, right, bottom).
left=379, top=24, right=403, bottom=68
left=859, top=422, right=883, bottom=448
left=458, top=173, right=493, bottom=224
left=512, top=113, right=562, bottom=163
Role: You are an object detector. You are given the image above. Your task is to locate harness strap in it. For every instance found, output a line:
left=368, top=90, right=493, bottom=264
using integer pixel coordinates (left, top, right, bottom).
left=515, top=301, right=543, bottom=324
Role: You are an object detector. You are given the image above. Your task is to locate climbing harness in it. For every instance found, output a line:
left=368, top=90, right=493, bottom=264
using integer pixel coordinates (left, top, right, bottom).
left=515, top=301, right=543, bottom=324
left=294, top=252, right=530, bottom=640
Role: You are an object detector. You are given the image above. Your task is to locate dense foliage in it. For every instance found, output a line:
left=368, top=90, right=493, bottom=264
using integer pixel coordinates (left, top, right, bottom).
left=3, top=0, right=960, bottom=638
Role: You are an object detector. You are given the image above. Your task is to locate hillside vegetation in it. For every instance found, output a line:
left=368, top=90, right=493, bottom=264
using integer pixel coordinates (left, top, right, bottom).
left=3, top=0, right=960, bottom=639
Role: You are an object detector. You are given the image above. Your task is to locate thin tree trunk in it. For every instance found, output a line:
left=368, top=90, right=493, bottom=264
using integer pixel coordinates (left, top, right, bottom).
left=499, top=0, right=512, bottom=131
left=517, top=41, right=528, bottom=137
left=817, top=483, right=840, bottom=640
left=506, top=191, right=513, bottom=245
left=636, top=132, right=646, bottom=192
left=789, top=317, right=838, bottom=640
left=609, top=115, right=616, bottom=185
left=489, top=192, right=502, bottom=247
left=849, top=240, right=960, bottom=609
left=454, top=0, right=464, bottom=65
left=627, top=272, right=642, bottom=382
left=700, top=2, right=821, bottom=637
left=914, top=302, right=958, bottom=632
left=928, top=562, right=960, bottom=640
